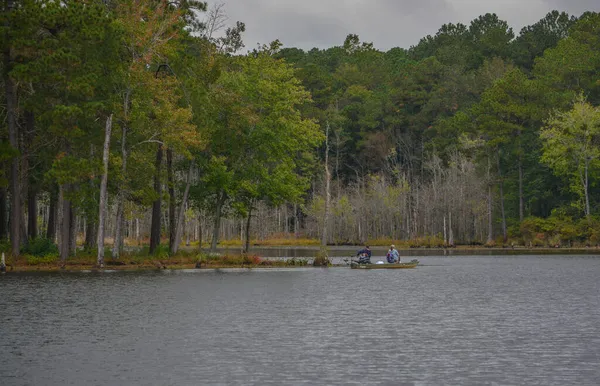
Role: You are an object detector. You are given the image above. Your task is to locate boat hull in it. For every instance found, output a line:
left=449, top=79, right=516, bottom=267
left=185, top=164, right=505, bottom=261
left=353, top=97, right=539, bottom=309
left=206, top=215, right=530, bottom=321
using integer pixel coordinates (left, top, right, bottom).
left=350, top=260, right=419, bottom=269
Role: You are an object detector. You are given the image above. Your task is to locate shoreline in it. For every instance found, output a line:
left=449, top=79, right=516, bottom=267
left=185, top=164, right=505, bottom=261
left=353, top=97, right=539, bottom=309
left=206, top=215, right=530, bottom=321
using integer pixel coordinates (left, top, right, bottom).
left=2, top=247, right=600, bottom=273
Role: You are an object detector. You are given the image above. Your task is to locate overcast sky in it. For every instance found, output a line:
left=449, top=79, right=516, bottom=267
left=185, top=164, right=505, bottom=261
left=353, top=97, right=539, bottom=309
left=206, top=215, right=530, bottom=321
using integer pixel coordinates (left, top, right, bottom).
left=215, top=0, right=600, bottom=52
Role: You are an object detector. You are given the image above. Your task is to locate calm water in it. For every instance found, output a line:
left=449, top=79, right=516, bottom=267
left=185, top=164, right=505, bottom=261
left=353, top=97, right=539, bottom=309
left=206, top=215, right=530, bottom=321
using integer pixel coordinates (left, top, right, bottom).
left=1, top=255, right=600, bottom=385
left=214, top=245, right=600, bottom=260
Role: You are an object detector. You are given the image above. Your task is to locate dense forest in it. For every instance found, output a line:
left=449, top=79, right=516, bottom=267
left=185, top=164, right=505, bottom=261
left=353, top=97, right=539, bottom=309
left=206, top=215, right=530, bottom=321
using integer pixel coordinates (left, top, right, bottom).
left=1, top=1, right=600, bottom=265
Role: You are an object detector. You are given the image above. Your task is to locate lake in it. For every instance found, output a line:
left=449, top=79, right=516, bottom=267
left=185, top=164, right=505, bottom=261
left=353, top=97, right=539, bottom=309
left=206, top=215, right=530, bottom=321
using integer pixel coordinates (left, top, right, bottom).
left=1, top=254, right=600, bottom=385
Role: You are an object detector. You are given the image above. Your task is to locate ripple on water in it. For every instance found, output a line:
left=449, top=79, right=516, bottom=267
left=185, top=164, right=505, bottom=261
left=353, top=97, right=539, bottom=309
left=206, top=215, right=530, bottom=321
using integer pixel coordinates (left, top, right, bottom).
left=1, top=255, right=600, bottom=385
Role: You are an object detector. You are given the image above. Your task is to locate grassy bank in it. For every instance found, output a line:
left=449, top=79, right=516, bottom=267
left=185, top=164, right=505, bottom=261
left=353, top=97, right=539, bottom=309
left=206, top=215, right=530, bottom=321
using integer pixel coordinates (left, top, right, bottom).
left=2, top=247, right=310, bottom=273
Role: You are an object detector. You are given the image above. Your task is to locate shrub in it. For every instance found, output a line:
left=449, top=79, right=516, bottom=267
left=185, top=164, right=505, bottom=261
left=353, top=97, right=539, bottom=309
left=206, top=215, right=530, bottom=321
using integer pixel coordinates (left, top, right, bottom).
left=531, top=237, right=545, bottom=247
left=520, top=217, right=553, bottom=244
left=313, top=247, right=330, bottom=266
left=0, top=239, right=10, bottom=253
left=25, top=254, right=59, bottom=265
left=21, top=238, right=59, bottom=257
left=484, top=240, right=496, bottom=248
left=557, top=221, right=578, bottom=244
left=242, top=254, right=262, bottom=265
left=288, top=257, right=308, bottom=266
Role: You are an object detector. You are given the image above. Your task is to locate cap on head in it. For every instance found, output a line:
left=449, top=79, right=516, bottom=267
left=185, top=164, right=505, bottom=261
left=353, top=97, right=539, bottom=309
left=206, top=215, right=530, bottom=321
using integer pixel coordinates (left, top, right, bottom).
left=391, top=244, right=395, bottom=248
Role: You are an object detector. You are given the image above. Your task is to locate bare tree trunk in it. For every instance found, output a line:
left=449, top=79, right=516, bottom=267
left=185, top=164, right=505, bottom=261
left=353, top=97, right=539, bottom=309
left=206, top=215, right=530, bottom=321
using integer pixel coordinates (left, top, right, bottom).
left=583, top=161, right=590, bottom=219
left=4, top=0, right=20, bottom=257
left=334, top=129, right=342, bottom=198
left=128, top=212, right=132, bottom=241
left=185, top=218, right=190, bottom=246
left=167, top=148, right=176, bottom=250
left=97, top=114, right=112, bottom=267
left=487, top=189, right=494, bottom=244
left=443, top=215, right=447, bottom=245
left=321, top=121, right=331, bottom=247
left=149, top=144, right=163, bottom=254
left=243, top=204, right=253, bottom=254
left=112, top=125, right=127, bottom=259
left=210, top=191, right=225, bottom=252
left=170, top=162, right=193, bottom=255
left=198, top=214, right=203, bottom=252
left=448, top=212, right=454, bottom=246
left=69, top=205, right=76, bottom=255
left=293, top=202, right=298, bottom=238
left=135, top=218, right=140, bottom=245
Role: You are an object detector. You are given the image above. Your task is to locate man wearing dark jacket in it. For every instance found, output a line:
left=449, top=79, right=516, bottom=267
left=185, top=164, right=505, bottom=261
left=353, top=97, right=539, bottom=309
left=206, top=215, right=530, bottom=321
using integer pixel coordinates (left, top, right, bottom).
left=356, top=245, right=371, bottom=264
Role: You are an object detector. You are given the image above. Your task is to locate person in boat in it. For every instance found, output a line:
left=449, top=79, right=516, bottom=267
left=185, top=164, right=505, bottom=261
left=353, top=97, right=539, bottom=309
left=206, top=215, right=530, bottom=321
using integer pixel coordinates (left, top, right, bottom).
left=356, top=245, right=372, bottom=264
left=386, top=245, right=400, bottom=264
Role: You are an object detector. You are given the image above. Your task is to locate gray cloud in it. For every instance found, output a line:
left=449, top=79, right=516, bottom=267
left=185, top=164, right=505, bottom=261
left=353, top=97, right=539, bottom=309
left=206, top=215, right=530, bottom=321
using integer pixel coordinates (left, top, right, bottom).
left=216, top=0, right=600, bottom=51
left=543, top=0, right=600, bottom=14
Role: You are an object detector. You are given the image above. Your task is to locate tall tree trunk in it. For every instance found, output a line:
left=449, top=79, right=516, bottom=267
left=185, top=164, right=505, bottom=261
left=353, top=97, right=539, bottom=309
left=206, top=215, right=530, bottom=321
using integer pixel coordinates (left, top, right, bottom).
left=19, top=201, right=27, bottom=246
left=85, top=144, right=97, bottom=251
left=167, top=148, right=176, bottom=250
left=170, top=162, right=193, bottom=255
left=112, top=125, right=127, bottom=259
left=487, top=156, right=493, bottom=244
left=487, top=184, right=494, bottom=244
left=518, top=147, right=524, bottom=222
left=321, top=121, right=331, bottom=247
left=149, top=144, right=163, bottom=254
left=243, top=204, right=253, bottom=254
left=97, top=114, right=112, bottom=267
left=69, top=205, right=76, bottom=255
left=497, top=149, right=507, bottom=242
left=448, top=211, right=454, bottom=246
left=23, top=110, right=35, bottom=241
left=136, top=218, right=140, bottom=245
left=112, top=90, right=131, bottom=257
left=443, top=215, right=447, bottom=245
left=4, top=0, right=20, bottom=257
left=583, top=161, right=590, bottom=219
left=210, top=191, right=225, bottom=252
left=85, top=217, right=97, bottom=249
left=112, top=198, right=123, bottom=257
left=0, top=187, right=7, bottom=240
left=60, top=185, right=72, bottom=262
left=27, top=186, right=37, bottom=240
left=293, top=202, right=298, bottom=238
left=47, top=187, right=57, bottom=242
left=185, top=219, right=190, bottom=247
left=197, top=214, right=203, bottom=252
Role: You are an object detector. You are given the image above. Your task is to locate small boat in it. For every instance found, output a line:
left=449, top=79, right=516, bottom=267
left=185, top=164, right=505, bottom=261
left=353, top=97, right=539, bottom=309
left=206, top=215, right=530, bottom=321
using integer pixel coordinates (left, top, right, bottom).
left=350, top=259, right=419, bottom=269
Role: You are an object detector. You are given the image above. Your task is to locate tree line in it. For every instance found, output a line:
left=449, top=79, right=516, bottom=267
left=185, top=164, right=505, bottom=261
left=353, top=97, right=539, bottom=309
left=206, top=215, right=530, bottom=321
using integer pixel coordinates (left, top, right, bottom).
left=2, top=3, right=600, bottom=263
left=277, top=10, right=600, bottom=247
